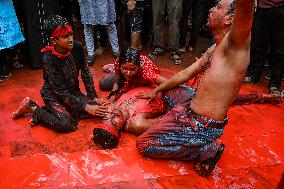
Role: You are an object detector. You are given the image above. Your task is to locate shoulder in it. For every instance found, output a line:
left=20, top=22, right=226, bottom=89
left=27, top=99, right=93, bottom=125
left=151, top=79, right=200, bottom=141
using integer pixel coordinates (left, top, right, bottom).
left=71, top=41, right=84, bottom=60
left=73, top=40, right=83, bottom=51
left=42, top=52, right=56, bottom=64
left=140, top=55, right=155, bottom=67
left=42, top=53, right=58, bottom=72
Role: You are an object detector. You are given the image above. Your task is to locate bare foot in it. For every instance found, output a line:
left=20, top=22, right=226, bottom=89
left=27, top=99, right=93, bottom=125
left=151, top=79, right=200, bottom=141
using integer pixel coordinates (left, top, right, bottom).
left=29, top=119, right=37, bottom=127
left=11, top=97, right=37, bottom=119
left=263, top=94, right=282, bottom=104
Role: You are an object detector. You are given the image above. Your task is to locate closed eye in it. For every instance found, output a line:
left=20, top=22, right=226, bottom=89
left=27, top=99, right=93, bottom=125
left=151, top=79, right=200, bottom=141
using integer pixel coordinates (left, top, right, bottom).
left=111, top=119, right=117, bottom=126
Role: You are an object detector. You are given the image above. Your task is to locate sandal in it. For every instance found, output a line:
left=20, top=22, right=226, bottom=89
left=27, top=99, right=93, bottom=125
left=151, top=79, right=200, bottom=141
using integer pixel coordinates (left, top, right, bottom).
left=179, top=47, right=187, bottom=53
left=149, top=47, right=164, bottom=60
left=171, top=51, right=182, bottom=65
left=12, top=61, right=24, bottom=69
left=193, top=143, right=225, bottom=177
left=243, top=76, right=255, bottom=84
left=0, top=75, right=4, bottom=83
left=11, top=55, right=24, bottom=69
left=86, top=55, right=95, bottom=66
left=188, top=46, right=194, bottom=52
left=113, top=51, right=120, bottom=58
left=1, top=68, right=11, bottom=78
left=94, top=46, right=105, bottom=56
left=269, top=86, right=281, bottom=95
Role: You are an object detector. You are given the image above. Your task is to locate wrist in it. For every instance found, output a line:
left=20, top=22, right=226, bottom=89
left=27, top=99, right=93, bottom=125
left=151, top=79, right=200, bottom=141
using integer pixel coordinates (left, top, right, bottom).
left=84, top=104, right=91, bottom=112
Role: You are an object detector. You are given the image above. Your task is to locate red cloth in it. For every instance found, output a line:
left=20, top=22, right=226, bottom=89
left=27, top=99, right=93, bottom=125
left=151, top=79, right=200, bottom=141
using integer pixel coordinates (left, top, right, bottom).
left=114, top=55, right=160, bottom=93
left=41, top=46, right=71, bottom=58
left=94, top=124, right=120, bottom=138
left=51, top=24, right=73, bottom=38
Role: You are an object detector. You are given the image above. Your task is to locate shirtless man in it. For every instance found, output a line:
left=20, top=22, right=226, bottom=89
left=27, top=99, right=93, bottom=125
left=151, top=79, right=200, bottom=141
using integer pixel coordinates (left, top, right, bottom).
left=93, top=86, right=167, bottom=149
left=93, top=85, right=281, bottom=149
left=135, top=0, right=256, bottom=176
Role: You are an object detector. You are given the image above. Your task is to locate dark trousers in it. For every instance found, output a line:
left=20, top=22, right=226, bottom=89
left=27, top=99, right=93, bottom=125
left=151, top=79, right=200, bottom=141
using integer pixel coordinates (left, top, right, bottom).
left=248, top=7, right=284, bottom=88
left=188, top=0, right=214, bottom=48
left=179, top=0, right=194, bottom=47
left=0, top=49, right=11, bottom=76
left=152, top=0, right=182, bottom=51
left=94, top=25, right=108, bottom=48
left=33, top=93, right=94, bottom=133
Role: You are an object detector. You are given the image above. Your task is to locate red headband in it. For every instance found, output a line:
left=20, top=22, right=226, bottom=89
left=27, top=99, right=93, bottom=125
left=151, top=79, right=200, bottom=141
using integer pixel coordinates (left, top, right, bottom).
left=95, top=124, right=120, bottom=138
left=51, top=24, right=73, bottom=38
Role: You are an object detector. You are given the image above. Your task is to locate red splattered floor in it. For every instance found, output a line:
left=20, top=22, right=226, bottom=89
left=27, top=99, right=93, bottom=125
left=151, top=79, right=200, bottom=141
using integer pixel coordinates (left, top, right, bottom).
left=0, top=38, right=284, bottom=189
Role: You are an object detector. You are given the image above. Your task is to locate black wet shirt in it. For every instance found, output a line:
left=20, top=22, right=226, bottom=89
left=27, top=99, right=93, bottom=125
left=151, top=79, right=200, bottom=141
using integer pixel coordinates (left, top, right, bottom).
left=40, top=41, right=97, bottom=112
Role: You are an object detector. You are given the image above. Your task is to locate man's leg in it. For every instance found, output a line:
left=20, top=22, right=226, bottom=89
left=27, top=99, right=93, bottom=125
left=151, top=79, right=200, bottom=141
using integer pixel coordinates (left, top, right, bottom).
left=152, top=0, right=166, bottom=49
left=83, top=24, right=95, bottom=65
left=179, top=0, right=194, bottom=51
left=99, top=74, right=115, bottom=91
left=232, top=93, right=282, bottom=105
left=167, top=0, right=183, bottom=65
left=269, top=7, right=284, bottom=93
left=188, top=0, right=210, bottom=51
left=130, top=8, right=143, bottom=49
left=136, top=106, right=223, bottom=162
left=246, top=8, right=270, bottom=83
left=167, top=0, right=182, bottom=52
left=33, top=101, right=78, bottom=133
left=12, top=98, right=78, bottom=133
left=106, top=23, right=120, bottom=56
left=163, top=85, right=196, bottom=108
left=83, top=24, right=95, bottom=57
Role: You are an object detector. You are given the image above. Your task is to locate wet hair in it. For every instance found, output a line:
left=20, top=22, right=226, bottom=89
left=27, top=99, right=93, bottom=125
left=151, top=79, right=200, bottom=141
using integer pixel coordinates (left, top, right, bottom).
left=44, top=15, right=69, bottom=38
left=227, top=0, right=236, bottom=14
left=115, top=48, right=141, bottom=91
left=117, top=48, right=141, bottom=67
left=93, top=128, right=120, bottom=149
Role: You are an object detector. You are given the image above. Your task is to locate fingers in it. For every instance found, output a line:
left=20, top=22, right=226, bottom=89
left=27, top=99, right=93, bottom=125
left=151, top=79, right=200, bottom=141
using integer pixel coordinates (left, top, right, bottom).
left=96, top=106, right=109, bottom=113
left=11, top=112, right=17, bottom=119
left=136, top=92, right=149, bottom=99
left=87, top=104, right=110, bottom=117
left=147, top=98, right=155, bottom=105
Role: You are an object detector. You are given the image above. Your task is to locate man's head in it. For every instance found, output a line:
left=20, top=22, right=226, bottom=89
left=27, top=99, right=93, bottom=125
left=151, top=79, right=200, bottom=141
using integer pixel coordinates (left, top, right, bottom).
left=93, top=123, right=121, bottom=149
left=207, top=0, right=236, bottom=31
left=44, top=15, right=73, bottom=51
left=93, top=109, right=127, bottom=149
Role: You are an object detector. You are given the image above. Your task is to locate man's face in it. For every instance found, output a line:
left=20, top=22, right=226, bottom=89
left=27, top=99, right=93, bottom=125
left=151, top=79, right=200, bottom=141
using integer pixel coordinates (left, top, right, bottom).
left=207, top=0, right=232, bottom=30
left=120, top=62, right=140, bottom=79
left=108, top=109, right=126, bottom=131
left=54, top=32, right=74, bottom=51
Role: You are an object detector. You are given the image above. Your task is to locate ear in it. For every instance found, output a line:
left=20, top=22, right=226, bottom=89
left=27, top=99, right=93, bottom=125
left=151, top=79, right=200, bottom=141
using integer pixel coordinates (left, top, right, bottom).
left=224, top=13, right=234, bottom=26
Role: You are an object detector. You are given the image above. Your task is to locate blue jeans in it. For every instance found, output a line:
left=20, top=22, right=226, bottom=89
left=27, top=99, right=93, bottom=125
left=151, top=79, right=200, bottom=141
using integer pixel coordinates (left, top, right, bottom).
left=83, top=23, right=119, bottom=56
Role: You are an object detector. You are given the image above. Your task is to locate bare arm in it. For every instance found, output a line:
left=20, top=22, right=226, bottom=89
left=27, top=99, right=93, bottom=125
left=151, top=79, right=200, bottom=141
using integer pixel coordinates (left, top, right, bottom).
left=136, top=46, right=215, bottom=101
left=156, top=75, right=167, bottom=84
left=152, top=46, right=215, bottom=93
left=228, top=0, right=255, bottom=48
